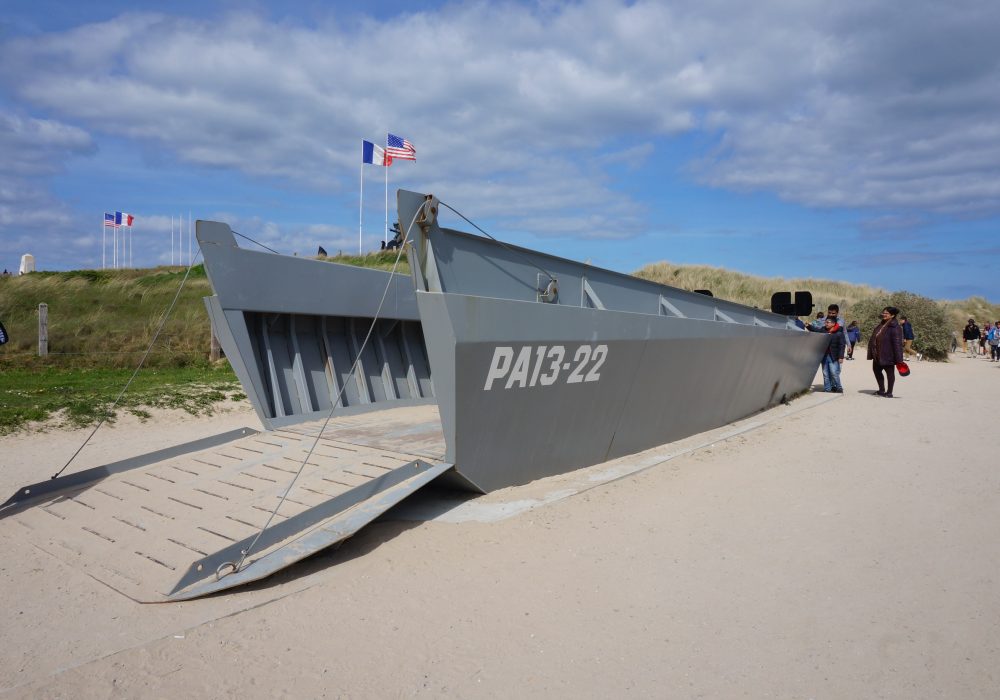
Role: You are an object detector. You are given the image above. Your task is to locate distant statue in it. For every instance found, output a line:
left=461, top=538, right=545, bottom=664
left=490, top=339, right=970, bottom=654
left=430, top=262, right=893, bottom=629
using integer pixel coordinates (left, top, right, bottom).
left=381, top=222, right=404, bottom=250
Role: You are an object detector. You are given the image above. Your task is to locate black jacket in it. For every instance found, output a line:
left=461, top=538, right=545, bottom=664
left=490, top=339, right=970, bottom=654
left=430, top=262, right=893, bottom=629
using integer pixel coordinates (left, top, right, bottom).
left=808, top=325, right=846, bottom=360
left=825, top=328, right=846, bottom=360
left=963, top=324, right=980, bottom=341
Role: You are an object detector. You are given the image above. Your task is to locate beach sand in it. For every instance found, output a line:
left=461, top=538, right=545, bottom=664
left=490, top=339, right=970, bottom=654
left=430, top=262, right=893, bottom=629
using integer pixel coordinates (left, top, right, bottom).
left=1, top=356, right=997, bottom=698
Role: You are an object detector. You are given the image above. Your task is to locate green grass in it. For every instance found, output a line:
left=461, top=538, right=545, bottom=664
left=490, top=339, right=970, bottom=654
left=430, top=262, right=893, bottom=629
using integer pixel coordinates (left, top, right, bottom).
left=0, top=364, right=245, bottom=435
left=320, top=249, right=411, bottom=274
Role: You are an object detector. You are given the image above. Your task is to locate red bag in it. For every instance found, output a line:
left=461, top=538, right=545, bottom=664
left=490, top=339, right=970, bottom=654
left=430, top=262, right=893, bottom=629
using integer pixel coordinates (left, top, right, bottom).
left=896, top=361, right=910, bottom=376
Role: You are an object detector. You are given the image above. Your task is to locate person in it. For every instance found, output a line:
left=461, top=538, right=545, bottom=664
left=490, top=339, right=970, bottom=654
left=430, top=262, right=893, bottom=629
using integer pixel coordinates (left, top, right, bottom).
left=988, top=322, right=1000, bottom=362
left=900, top=315, right=916, bottom=358
left=812, top=316, right=846, bottom=392
left=792, top=316, right=806, bottom=330
left=867, top=306, right=904, bottom=398
left=963, top=319, right=980, bottom=358
left=825, top=304, right=850, bottom=353
left=846, top=321, right=861, bottom=360
left=980, top=323, right=989, bottom=357
left=809, top=312, right=825, bottom=330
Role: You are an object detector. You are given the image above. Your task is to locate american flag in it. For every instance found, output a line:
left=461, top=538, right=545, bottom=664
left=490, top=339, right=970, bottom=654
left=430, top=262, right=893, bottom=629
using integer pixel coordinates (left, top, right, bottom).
left=104, top=213, right=119, bottom=228
left=386, top=133, right=416, bottom=161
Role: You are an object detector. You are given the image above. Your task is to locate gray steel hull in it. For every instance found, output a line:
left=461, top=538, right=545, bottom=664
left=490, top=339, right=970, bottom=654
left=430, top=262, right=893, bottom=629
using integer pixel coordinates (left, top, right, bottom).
left=394, top=188, right=829, bottom=491
left=200, top=197, right=827, bottom=496
left=416, top=291, right=826, bottom=492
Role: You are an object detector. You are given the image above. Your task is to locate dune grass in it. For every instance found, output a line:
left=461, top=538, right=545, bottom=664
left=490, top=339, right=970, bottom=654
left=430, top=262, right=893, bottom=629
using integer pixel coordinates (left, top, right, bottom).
left=0, top=365, right=245, bottom=436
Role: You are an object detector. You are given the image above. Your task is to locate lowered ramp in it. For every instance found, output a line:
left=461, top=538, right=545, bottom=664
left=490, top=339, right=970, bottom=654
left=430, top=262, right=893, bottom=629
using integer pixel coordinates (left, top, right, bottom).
left=3, top=405, right=449, bottom=602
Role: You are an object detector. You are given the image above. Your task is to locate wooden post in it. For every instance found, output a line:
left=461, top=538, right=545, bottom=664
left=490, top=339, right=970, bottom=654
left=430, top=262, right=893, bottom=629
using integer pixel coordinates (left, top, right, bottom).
left=210, top=331, right=222, bottom=361
left=38, top=303, right=48, bottom=356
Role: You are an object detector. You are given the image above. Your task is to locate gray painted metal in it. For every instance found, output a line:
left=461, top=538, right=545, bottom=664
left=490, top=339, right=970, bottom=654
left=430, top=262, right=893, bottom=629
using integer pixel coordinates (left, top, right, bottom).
left=198, top=220, right=434, bottom=429
left=4, top=406, right=449, bottom=601
left=398, top=189, right=828, bottom=492
left=168, top=458, right=452, bottom=600
left=0, top=427, right=258, bottom=518
left=399, top=191, right=799, bottom=329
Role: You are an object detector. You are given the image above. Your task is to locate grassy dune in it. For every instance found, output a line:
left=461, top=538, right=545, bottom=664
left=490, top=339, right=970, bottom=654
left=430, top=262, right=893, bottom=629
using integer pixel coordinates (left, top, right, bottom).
left=634, top=262, right=886, bottom=316
left=0, top=256, right=996, bottom=432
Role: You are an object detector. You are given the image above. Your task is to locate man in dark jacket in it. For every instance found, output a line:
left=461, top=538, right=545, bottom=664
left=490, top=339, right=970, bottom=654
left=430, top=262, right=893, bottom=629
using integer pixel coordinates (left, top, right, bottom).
left=963, top=319, right=980, bottom=358
left=809, top=316, right=846, bottom=392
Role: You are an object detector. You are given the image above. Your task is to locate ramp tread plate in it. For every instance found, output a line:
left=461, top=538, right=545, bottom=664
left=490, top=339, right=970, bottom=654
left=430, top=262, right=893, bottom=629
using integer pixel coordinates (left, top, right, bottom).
left=5, top=411, right=445, bottom=602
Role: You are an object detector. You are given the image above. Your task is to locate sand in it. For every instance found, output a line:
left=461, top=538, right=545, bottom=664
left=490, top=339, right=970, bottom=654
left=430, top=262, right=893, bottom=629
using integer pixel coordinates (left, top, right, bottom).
left=1, top=356, right=998, bottom=698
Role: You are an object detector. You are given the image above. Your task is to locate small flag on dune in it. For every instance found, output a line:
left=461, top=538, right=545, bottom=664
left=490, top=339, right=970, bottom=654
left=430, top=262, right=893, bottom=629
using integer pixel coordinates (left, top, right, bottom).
left=362, top=140, right=390, bottom=166
left=386, top=133, right=415, bottom=161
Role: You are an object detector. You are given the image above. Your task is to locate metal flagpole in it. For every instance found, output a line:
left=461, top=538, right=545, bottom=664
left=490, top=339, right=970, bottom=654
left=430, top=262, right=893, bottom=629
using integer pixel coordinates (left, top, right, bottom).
left=359, top=161, right=363, bottom=255
left=384, top=160, right=388, bottom=245
left=170, top=216, right=174, bottom=266
left=113, top=223, right=118, bottom=269
left=102, top=217, right=106, bottom=269
left=188, top=211, right=192, bottom=265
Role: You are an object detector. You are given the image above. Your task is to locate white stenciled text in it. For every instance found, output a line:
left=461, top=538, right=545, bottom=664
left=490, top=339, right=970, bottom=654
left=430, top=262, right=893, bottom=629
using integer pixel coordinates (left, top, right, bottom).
left=483, top=344, right=608, bottom=390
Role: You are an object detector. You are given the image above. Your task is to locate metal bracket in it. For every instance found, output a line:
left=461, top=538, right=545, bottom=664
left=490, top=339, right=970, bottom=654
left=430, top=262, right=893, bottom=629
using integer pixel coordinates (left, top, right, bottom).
left=416, top=194, right=439, bottom=233
left=537, top=275, right=559, bottom=303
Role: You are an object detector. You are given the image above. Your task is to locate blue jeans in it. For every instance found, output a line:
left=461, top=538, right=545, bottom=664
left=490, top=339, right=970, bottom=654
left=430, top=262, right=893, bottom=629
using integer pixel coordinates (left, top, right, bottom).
left=821, top=355, right=842, bottom=391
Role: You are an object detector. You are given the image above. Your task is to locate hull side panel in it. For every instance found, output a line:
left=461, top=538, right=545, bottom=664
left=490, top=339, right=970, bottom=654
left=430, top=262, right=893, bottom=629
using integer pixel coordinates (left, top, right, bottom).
left=418, top=292, right=827, bottom=492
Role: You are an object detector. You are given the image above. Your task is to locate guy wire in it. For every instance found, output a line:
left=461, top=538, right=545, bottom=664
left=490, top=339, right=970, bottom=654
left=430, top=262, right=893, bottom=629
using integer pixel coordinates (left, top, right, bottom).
left=51, top=251, right=205, bottom=480
left=438, top=200, right=555, bottom=284
left=228, top=203, right=425, bottom=575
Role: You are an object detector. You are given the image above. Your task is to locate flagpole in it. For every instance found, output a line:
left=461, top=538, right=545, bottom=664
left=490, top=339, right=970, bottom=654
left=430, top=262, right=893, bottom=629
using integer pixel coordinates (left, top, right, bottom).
left=384, top=160, right=388, bottom=245
left=359, top=160, right=364, bottom=255
left=189, top=211, right=192, bottom=265
left=102, top=217, right=106, bottom=270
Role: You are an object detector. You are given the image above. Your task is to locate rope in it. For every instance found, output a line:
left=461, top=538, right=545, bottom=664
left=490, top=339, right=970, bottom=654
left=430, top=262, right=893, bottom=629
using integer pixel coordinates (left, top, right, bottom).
left=227, top=203, right=426, bottom=575
left=231, top=230, right=281, bottom=255
left=438, top=200, right=555, bottom=284
left=50, top=250, right=205, bottom=480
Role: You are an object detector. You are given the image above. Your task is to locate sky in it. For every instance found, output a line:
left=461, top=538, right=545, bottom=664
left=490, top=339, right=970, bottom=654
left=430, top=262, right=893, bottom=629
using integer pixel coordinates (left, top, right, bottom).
left=1, top=0, right=998, bottom=301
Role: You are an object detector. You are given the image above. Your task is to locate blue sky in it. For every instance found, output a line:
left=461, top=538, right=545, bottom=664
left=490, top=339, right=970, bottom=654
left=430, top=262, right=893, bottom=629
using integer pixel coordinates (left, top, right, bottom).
left=1, top=0, right=998, bottom=301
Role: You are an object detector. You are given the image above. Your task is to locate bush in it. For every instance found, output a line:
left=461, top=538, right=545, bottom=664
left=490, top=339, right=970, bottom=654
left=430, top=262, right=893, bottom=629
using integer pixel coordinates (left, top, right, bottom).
left=850, top=291, right=951, bottom=361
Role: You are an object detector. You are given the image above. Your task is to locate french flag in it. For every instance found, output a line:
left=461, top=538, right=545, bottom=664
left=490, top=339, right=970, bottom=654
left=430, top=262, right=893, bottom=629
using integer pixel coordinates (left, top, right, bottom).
left=362, top=140, right=391, bottom=166
left=116, top=212, right=134, bottom=227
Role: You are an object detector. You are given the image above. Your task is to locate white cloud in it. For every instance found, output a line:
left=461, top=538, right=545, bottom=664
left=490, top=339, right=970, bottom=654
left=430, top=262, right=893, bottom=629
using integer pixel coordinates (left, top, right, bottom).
left=1, top=0, right=1000, bottom=273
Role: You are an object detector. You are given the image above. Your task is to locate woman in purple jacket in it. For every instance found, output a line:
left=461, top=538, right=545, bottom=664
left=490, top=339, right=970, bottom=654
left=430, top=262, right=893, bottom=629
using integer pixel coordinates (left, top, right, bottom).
left=866, top=306, right=905, bottom=397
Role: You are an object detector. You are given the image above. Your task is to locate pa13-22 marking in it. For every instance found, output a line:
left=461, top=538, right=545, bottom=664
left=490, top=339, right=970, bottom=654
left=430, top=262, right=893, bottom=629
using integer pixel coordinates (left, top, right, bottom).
left=484, top=344, right=609, bottom=391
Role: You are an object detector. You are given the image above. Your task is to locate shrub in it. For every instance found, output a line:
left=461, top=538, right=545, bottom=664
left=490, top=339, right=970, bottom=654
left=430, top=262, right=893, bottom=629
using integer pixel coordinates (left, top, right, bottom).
left=850, top=291, right=951, bottom=361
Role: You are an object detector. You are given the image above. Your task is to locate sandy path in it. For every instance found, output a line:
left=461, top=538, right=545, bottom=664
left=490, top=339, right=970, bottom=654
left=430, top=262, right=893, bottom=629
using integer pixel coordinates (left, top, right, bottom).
left=1, top=356, right=997, bottom=698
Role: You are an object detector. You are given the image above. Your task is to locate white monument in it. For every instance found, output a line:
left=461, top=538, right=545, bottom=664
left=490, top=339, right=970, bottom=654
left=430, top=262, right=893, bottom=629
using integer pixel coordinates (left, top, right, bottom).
left=19, top=253, right=35, bottom=275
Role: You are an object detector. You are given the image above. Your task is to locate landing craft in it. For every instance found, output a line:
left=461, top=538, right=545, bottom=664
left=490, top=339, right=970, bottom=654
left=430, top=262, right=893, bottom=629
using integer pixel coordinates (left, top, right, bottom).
left=1, top=190, right=827, bottom=600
